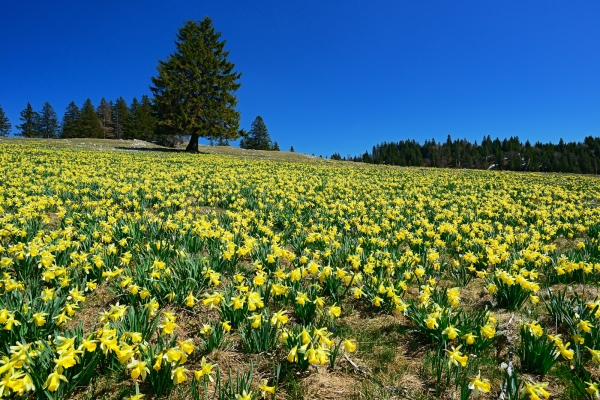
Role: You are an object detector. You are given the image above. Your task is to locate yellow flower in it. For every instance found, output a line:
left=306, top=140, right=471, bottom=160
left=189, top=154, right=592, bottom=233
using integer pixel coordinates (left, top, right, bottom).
left=463, top=332, right=477, bottom=345
left=446, top=345, right=468, bottom=368
left=172, top=366, right=188, bottom=384
left=259, top=379, right=276, bottom=397
left=249, top=314, right=262, bottom=329
left=270, top=309, right=289, bottom=327
left=480, top=324, right=496, bottom=339
left=194, top=357, right=215, bottom=382
left=287, top=345, right=298, bottom=363
left=178, top=339, right=195, bottom=355
left=521, top=380, right=551, bottom=400
left=153, top=352, right=163, bottom=371
left=31, top=312, right=48, bottom=327
left=235, top=390, right=253, bottom=400
left=328, top=305, right=341, bottom=319
left=425, top=316, right=438, bottom=330
left=185, top=292, right=196, bottom=307
left=555, top=342, right=574, bottom=360
left=200, top=324, right=213, bottom=336
left=586, top=347, right=600, bottom=364
left=221, top=321, right=232, bottom=332
left=43, top=369, right=68, bottom=392
left=343, top=339, right=357, bottom=353
left=81, top=338, right=97, bottom=353
left=469, top=371, right=491, bottom=397
left=127, top=359, right=150, bottom=381
left=579, top=320, right=592, bottom=333
left=442, top=325, right=460, bottom=340
left=585, top=381, right=599, bottom=398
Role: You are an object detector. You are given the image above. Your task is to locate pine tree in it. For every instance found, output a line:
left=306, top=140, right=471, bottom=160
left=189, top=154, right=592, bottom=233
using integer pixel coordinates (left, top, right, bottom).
left=78, top=99, right=103, bottom=138
left=150, top=17, right=242, bottom=151
left=61, top=101, right=81, bottom=138
left=0, top=104, right=11, bottom=137
left=129, top=97, right=141, bottom=139
left=97, top=98, right=114, bottom=139
left=112, top=97, right=130, bottom=140
left=129, top=96, right=157, bottom=141
left=138, top=96, right=157, bottom=141
left=242, top=116, right=272, bottom=150
left=16, top=103, right=40, bottom=137
left=39, top=102, right=59, bottom=138
left=272, top=141, right=280, bottom=151
left=290, top=146, right=294, bottom=152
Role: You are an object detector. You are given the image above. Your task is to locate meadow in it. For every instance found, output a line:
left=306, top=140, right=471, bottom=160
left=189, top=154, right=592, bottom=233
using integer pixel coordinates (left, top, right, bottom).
left=0, top=139, right=599, bottom=399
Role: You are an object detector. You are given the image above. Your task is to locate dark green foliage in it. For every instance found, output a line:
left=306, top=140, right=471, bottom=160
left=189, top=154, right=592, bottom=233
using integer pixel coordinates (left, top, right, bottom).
left=272, top=141, right=280, bottom=151
left=342, top=135, right=600, bottom=174
left=216, top=136, right=230, bottom=146
left=290, top=146, right=294, bottom=152
left=112, top=97, right=130, bottom=139
left=240, top=116, right=272, bottom=150
left=96, top=98, right=114, bottom=139
left=517, top=326, right=558, bottom=375
left=151, top=17, right=242, bottom=151
left=39, top=101, right=59, bottom=138
left=129, top=95, right=157, bottom=141
left=60, top=101, right=81, bottom=138
left=78, top=99, right=103, bottom=138
left=0, top=104, right=11, bottom=136
left=16, top=103, right=40, bottom=137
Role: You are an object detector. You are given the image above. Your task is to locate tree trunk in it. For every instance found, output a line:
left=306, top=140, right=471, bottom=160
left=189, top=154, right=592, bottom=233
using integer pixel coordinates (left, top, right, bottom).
left=185, top=133, right=199, bottom=152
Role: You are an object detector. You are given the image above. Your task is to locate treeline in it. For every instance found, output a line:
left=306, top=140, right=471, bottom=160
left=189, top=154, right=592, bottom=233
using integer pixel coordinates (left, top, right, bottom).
left=332, top=135, right=600, bottom=174
left=8, top=97, right=158, bottom=141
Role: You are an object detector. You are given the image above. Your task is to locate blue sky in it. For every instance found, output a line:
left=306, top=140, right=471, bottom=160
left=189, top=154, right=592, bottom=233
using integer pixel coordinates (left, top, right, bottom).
left=1, top=1, right=599, bottom=156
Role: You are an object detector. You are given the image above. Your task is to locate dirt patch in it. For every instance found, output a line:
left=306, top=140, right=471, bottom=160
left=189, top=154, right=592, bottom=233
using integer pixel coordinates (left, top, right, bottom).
left=66, top=283, right=115, bottom=333
left=300, top=366, right=360, bottom=399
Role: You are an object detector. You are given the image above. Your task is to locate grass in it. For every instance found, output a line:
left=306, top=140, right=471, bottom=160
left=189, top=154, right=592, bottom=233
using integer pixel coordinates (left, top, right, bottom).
left=1, top=138, right=599, bottom=400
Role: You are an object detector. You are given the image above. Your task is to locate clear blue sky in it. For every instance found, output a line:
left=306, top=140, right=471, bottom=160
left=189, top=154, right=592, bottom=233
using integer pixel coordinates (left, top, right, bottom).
left=1, top=1, right=599, bottom=156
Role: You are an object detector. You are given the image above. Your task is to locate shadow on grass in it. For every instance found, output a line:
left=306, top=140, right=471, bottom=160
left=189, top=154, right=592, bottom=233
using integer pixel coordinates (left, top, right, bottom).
left=114, top=146, right=210, bottom=155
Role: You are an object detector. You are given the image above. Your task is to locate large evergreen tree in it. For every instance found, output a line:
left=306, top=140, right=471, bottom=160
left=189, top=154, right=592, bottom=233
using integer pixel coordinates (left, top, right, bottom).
left=0, top=104, right=11, bottom=137
left=241, top=116, right=272, bottom=150
left=61, top=101, right=81, bottom=138
left=112, top=97, right=130, bottom=140
left=16, top=103, right=40, bottom=137
left=150, top=17, right=242, bottom=151
left=78, top=99, right=103, bottom=138
left=39, top=102, right=59, bottom=138
left=97, top=98, right=114, bottom=139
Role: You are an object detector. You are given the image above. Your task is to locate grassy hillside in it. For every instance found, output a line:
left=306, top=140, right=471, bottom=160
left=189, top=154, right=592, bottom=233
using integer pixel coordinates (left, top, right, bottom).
left=0, top=139, right=599, bottom=400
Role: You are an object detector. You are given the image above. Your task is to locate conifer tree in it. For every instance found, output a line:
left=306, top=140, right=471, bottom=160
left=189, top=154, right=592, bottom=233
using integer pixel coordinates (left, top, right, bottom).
left=290, top=146, right=294, bottom=152
left=272, top=141, right=280, bottom=151
left=97, top=98, right=114, bottom=139
left=78, top=99, right=103, bottom=138
left=0, top=104, right=11, bottom=137
left=129, top=96, right=157, bottom=141
left=241, top=116, right=272, bottom=150
left=150, top=17, right=242, bottom=151
left=112, top=97, right=130, bottom=140
left=16, top=103, right=40, bottom=137
left=39, top=102, right=59, bottom=138
left=61, top=101, right=81, bottom=138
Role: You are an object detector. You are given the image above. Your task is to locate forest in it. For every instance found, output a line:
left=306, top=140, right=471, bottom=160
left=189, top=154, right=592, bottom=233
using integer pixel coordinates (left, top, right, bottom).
left=333, top=135, right=600, bottom=174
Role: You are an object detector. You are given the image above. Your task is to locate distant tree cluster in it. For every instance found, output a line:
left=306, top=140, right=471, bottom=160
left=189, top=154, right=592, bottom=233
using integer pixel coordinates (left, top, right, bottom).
left=239, top=116, right=279, bottom=151
left=11, top=97, right=157, bottom=141
left=337, top=135, right=600, bottom=174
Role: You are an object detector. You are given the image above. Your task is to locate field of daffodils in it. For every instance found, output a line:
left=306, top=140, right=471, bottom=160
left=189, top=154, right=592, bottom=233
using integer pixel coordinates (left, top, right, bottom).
left=1, top=140, right=599, bottom=399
